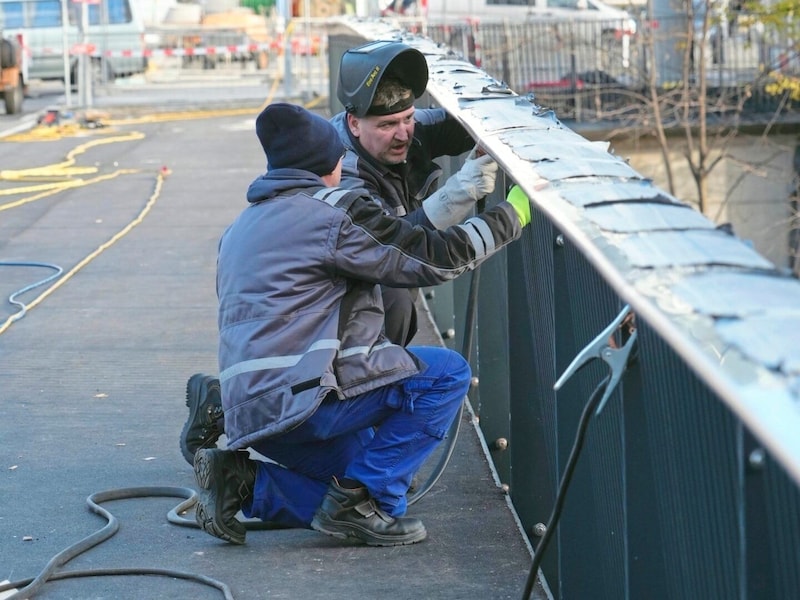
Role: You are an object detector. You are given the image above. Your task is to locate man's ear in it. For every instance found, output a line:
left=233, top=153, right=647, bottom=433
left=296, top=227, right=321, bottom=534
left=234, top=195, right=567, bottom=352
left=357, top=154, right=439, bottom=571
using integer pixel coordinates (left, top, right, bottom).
left=346, top=113, right=361, bottom=138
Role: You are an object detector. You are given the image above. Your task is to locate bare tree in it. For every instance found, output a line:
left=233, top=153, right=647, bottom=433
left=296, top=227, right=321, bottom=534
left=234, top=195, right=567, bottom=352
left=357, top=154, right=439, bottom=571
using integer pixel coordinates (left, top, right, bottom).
left=572, top=0, right=798, bottom=221
left=606, top=0, right=759, bottom=215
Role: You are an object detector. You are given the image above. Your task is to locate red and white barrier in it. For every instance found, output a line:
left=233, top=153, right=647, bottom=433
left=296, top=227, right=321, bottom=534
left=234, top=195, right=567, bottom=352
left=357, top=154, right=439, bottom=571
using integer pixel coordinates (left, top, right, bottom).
left=108, top=42, right=274, bottom=58
left=34, top=37, right=322, bottom=59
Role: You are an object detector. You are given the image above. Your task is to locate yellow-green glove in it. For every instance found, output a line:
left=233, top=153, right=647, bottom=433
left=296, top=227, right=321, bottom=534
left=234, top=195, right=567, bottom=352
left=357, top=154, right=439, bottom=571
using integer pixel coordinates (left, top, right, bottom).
left=506, top=184, right=531, bottom=227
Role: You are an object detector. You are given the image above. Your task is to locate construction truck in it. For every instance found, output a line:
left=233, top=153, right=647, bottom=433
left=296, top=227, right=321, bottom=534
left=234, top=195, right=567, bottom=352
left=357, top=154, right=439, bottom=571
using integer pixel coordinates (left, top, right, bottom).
left=1, top=28, right=26, bottom=114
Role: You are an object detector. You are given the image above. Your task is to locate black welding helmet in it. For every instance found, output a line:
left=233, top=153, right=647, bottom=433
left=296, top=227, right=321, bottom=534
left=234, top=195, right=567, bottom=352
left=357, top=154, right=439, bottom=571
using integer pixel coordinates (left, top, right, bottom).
left=337, top=40, right=428, bottom=117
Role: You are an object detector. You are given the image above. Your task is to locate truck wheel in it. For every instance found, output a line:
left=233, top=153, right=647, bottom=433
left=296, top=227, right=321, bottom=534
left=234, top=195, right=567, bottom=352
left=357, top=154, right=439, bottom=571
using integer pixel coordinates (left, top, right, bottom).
left=71, top=59, right=116, bottom=87
left=4, top=74, right=23, bottom=114
left=91, top=58, right=116, bottom=84
left=1, top=38, right=17, bottom=69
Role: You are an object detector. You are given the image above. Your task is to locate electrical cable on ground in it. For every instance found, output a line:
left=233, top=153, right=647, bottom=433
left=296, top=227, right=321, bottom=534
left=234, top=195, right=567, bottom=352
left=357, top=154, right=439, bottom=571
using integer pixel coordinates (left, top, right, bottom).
left=0, top=261, right=63, bottom=329
left=0, top=487, right=235, bottom=600
left=0, top=168, right=165, bottom=337
left=0, top=112, right=242, bottom=598
left=520, top=375, right=610, bottom=600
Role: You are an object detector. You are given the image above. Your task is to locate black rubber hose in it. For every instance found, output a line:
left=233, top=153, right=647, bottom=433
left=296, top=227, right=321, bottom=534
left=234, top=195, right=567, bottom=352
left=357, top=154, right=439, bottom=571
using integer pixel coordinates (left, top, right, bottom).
left=521, top=375, right=609, bottom=600
left=407, top=197, right=485, bottom=506
left=0, top=486, right=234, bottom=600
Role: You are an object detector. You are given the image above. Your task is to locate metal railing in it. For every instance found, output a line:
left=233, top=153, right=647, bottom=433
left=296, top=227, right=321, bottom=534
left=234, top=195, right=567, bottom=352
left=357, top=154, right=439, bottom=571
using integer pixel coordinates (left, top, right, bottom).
left=416, top=15, right=799, bottom=120
left=331, top=18, right=800, bottom=600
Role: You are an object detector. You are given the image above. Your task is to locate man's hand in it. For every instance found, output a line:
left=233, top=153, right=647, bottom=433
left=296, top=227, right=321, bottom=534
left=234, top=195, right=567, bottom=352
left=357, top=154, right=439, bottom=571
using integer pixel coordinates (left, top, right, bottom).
left=466, top=145, right=486, bottom=159
left=456, top=148, right=498, bottom=201
left=422, top=146, right=498, bottom=230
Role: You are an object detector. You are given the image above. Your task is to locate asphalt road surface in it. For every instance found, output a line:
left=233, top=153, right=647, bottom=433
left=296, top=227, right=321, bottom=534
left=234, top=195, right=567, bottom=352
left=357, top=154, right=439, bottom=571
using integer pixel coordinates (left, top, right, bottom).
left=0, top=77, right=540, bottom=599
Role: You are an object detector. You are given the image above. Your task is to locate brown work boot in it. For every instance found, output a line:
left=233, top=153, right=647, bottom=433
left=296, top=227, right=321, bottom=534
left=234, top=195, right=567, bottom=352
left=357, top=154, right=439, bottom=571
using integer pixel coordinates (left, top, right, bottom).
left=310, top=477, right=427, bottom=546
left=194, top=449, right=256, bottom=545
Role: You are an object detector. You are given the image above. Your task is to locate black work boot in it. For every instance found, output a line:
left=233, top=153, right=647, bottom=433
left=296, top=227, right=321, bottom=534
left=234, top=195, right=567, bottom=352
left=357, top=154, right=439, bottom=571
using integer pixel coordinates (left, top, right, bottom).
left=180, top=374, right=224, bottom=465
left=311, top=478, right=427, bottom=546
left=194, top=448, right=256, bottom=545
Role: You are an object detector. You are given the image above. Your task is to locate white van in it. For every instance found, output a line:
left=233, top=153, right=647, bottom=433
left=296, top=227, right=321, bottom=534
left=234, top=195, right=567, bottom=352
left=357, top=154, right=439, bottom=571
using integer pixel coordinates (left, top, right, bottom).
left=0, top=0, right=147, bottom=82
left=384, top=0, right=636, bottom=35
left=382, top=0, right=637, bottom=73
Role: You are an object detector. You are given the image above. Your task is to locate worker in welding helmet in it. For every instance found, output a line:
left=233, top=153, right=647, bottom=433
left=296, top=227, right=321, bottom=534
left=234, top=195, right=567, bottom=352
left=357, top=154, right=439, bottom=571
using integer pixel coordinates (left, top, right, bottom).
left=331, top=39, right=499, bottom=347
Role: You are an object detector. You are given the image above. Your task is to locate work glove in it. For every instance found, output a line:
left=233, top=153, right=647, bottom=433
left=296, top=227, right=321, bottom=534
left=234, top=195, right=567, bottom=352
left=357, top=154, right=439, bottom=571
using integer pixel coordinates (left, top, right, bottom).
left=422, top=146, right=499, bottom=230
left=506, top=184, right=531, bottom=228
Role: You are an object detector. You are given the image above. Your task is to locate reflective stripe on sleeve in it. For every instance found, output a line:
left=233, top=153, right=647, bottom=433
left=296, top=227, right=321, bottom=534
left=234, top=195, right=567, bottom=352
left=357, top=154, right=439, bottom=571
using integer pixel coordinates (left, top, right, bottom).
left=220, top=338, right=341, bottom=383
left=457, top=217, right=495, bottom=259
left=338, top=340, right=395, bottom=358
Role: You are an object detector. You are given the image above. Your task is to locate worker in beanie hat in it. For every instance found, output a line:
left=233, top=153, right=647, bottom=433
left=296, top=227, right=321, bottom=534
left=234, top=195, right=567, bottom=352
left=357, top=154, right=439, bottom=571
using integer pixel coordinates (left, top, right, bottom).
left=256, top=102, right=345, bottom=176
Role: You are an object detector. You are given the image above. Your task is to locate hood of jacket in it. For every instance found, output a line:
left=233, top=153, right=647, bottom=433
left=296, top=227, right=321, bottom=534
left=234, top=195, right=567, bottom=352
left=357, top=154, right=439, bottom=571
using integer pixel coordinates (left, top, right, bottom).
left=246, top=169, right=326, bottom=204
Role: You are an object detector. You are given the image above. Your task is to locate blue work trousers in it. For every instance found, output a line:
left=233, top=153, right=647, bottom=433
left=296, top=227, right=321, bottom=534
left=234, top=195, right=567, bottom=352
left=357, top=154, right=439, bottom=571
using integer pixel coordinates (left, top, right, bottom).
left=242, top=346, right=470, bottom=529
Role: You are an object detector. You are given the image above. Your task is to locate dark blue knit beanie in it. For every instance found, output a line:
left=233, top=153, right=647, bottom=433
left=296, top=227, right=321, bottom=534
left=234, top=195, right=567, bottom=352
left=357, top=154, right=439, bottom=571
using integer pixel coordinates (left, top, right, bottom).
left=256, top=103, right=344, bottom=176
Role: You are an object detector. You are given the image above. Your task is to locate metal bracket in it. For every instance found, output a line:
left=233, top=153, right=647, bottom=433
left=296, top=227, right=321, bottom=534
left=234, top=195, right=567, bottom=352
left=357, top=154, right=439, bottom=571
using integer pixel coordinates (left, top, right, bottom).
left=553, top=305, right=638, bottom=415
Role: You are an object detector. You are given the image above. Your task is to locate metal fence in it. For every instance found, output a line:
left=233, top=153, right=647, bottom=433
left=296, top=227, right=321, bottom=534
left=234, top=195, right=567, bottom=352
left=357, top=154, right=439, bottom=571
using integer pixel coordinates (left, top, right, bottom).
left=331, top=19, right=800, bottom=600
left=418, top=14, right=799, bottom=120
